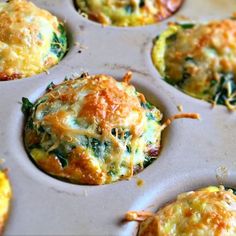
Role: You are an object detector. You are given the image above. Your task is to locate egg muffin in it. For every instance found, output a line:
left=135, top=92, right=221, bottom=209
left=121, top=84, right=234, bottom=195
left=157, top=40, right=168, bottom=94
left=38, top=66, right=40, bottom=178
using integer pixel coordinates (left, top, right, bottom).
left=152, top=19, right=236, bottom=110
left=0, top=171, right=12, bottom=235
left=23, top=72, right=163, bottom=185
left=76, top=0, right=183, bottom=27
left=0, top=0, right=67, bottom=81
left=126, top=186, right=236, bottom=236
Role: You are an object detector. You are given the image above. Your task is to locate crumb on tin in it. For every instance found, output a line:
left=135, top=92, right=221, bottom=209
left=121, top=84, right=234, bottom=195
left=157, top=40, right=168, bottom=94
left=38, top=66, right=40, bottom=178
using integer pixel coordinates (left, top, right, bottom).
left=177, top=104, right=183, bottom=112
left=136, top=179, right=144, bottom=187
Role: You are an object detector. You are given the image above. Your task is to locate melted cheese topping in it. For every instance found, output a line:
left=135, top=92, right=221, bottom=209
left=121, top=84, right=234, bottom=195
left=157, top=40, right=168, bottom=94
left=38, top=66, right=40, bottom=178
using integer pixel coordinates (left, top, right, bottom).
left=129, top=187, right=236, bottom=236
left=152, top=20, right=236, bottom=110
left=0, top=171, right=12, bottom=234
left=76, top=0, right=183, bottom=26
left=24, top=73, right=163, bottom=184
left=0, top=0, right=67, bottom=80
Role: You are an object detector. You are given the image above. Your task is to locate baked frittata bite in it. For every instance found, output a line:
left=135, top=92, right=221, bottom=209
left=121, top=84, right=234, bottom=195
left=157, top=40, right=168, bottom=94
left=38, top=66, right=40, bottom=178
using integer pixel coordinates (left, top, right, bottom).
left=0, top=170, right=12, bottom=235
left=152, top=19, right=236, bottom=110
left=0, top=0, right=67, bottom=81
left=76, top=0, right=183, bottom=27
left=126, top=186, right=236, bottom=236
left=23, top=72, right=164, bottom=184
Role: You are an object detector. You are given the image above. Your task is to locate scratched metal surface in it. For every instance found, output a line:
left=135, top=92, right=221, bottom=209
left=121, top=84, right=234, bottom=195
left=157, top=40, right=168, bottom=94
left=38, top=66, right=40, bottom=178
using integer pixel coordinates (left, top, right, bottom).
left=1, top=0, right=236, bottom=235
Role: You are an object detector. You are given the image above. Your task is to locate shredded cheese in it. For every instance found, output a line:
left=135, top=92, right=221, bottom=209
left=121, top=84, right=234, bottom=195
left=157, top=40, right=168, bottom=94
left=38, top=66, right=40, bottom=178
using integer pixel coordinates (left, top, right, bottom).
left=161, top=113, right=200, bottom=130
left=125, top=211, right=154, bottom=222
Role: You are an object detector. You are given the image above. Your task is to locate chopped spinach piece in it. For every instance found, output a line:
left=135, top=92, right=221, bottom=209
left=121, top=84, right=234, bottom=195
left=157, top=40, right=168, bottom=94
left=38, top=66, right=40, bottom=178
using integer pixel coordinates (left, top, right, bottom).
left=90, top=138, right=101, bottom=156
left=64, top=76, right=69, bottom=81
left=50, top=24, right=67, bottom=59
left=90, top=138, right=110, bottom=158
left=126, top=145, right=131, bottom=153
left=175, top=57, right=197, bottom=87
left=29, top=143, right=41, bottom=150
left=111, top=129, right=131, bottom=140
left=139, top=0, right=145, bottom=7
left=124, top=131, right=131, bottom=140
left=79, top=135, right=89, bottom=147
left=141, top=101, right=153, bottom=110
left=51, top=149, right=68, bottom=168
left=213, top=72, right=236, bottom=105
left=37, top=33, right=43, bottom=40
left=107, top=169, right=118, bottom=177
left=164, top=76, right=176, bottom=85
left=46, top=82, right=56, bottom=92
left=22, top=97, right=33, bottom=115
left=183, top=58, right=197, bottom=81
left=222, top=72, right=234, bottom=82
left=166, top=33, right=177, bottom=42
left=38, top=126, right=45, bottom=133
left=185, top=57, right=195, bottom=63
left=146, top=112, right=156, bottom=121
left=143, top=156, right=155, bottom=168
left=183, top=71, right=191, bottom=80
left=125, top=5, right=133, bottom=14
left=107, top=162, right=118, bottom=177
left=203, top=89, right=210, bottom=95
left=26, top=118, right=34, bottom=129
left=34, top=99, right=47, bottom=112
left=80, top=72, right=89, bottom=79
left=177, top=65, right=192, bottom=87
left=111, top=128, right=117, bottom=137
left=178, top=23, right=195, bottom=29
left=210, top=79, right=217, bottom=87
left=153, top=35, right=160, bottom=43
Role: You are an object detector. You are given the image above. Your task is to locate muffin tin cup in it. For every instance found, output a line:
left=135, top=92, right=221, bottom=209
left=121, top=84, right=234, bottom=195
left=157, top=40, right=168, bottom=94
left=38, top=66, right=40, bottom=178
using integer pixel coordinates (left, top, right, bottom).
left=1, top=0, right=236, bottom=235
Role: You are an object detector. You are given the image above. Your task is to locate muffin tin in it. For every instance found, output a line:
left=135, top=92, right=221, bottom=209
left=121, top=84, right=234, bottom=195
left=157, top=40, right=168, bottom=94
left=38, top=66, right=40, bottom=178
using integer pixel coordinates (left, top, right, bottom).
left=1, top=0, right=236, bottom=235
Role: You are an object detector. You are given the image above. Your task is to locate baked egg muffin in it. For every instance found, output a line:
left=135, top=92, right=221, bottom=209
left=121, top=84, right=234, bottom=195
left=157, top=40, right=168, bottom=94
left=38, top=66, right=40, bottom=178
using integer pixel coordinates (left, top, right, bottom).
left=152, top=19, right=236, bottom=110
left=126, top=186, right=236, bottom=236
left=0, top=170, right=12, bottom=235
left=23, top=72, right=163, bottom=184
left=76, top=0, right=183, bottom=27
left=0, top=0, right=67, bottom=81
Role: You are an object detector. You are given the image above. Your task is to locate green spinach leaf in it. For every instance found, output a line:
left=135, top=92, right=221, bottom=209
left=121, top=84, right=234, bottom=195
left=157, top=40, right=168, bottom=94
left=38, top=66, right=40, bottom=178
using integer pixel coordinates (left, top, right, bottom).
left=22, top=97, right=33, bottom=115
left=143, top=156, right=155, bottom=168
left=214, top=73, right=236, bottom=105
left=178, top=23, right=195, bottom=29
left=50, top=24, right=67, bottom=59
left=51, top=149, right=68, bottom=168
left=90, top=138, right=110, bottom=159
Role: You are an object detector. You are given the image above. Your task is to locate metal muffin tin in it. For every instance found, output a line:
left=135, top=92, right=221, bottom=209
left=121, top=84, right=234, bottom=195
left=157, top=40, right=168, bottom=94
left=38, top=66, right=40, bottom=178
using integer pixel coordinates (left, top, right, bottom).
left=1, top=0, right=236, bottom=235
